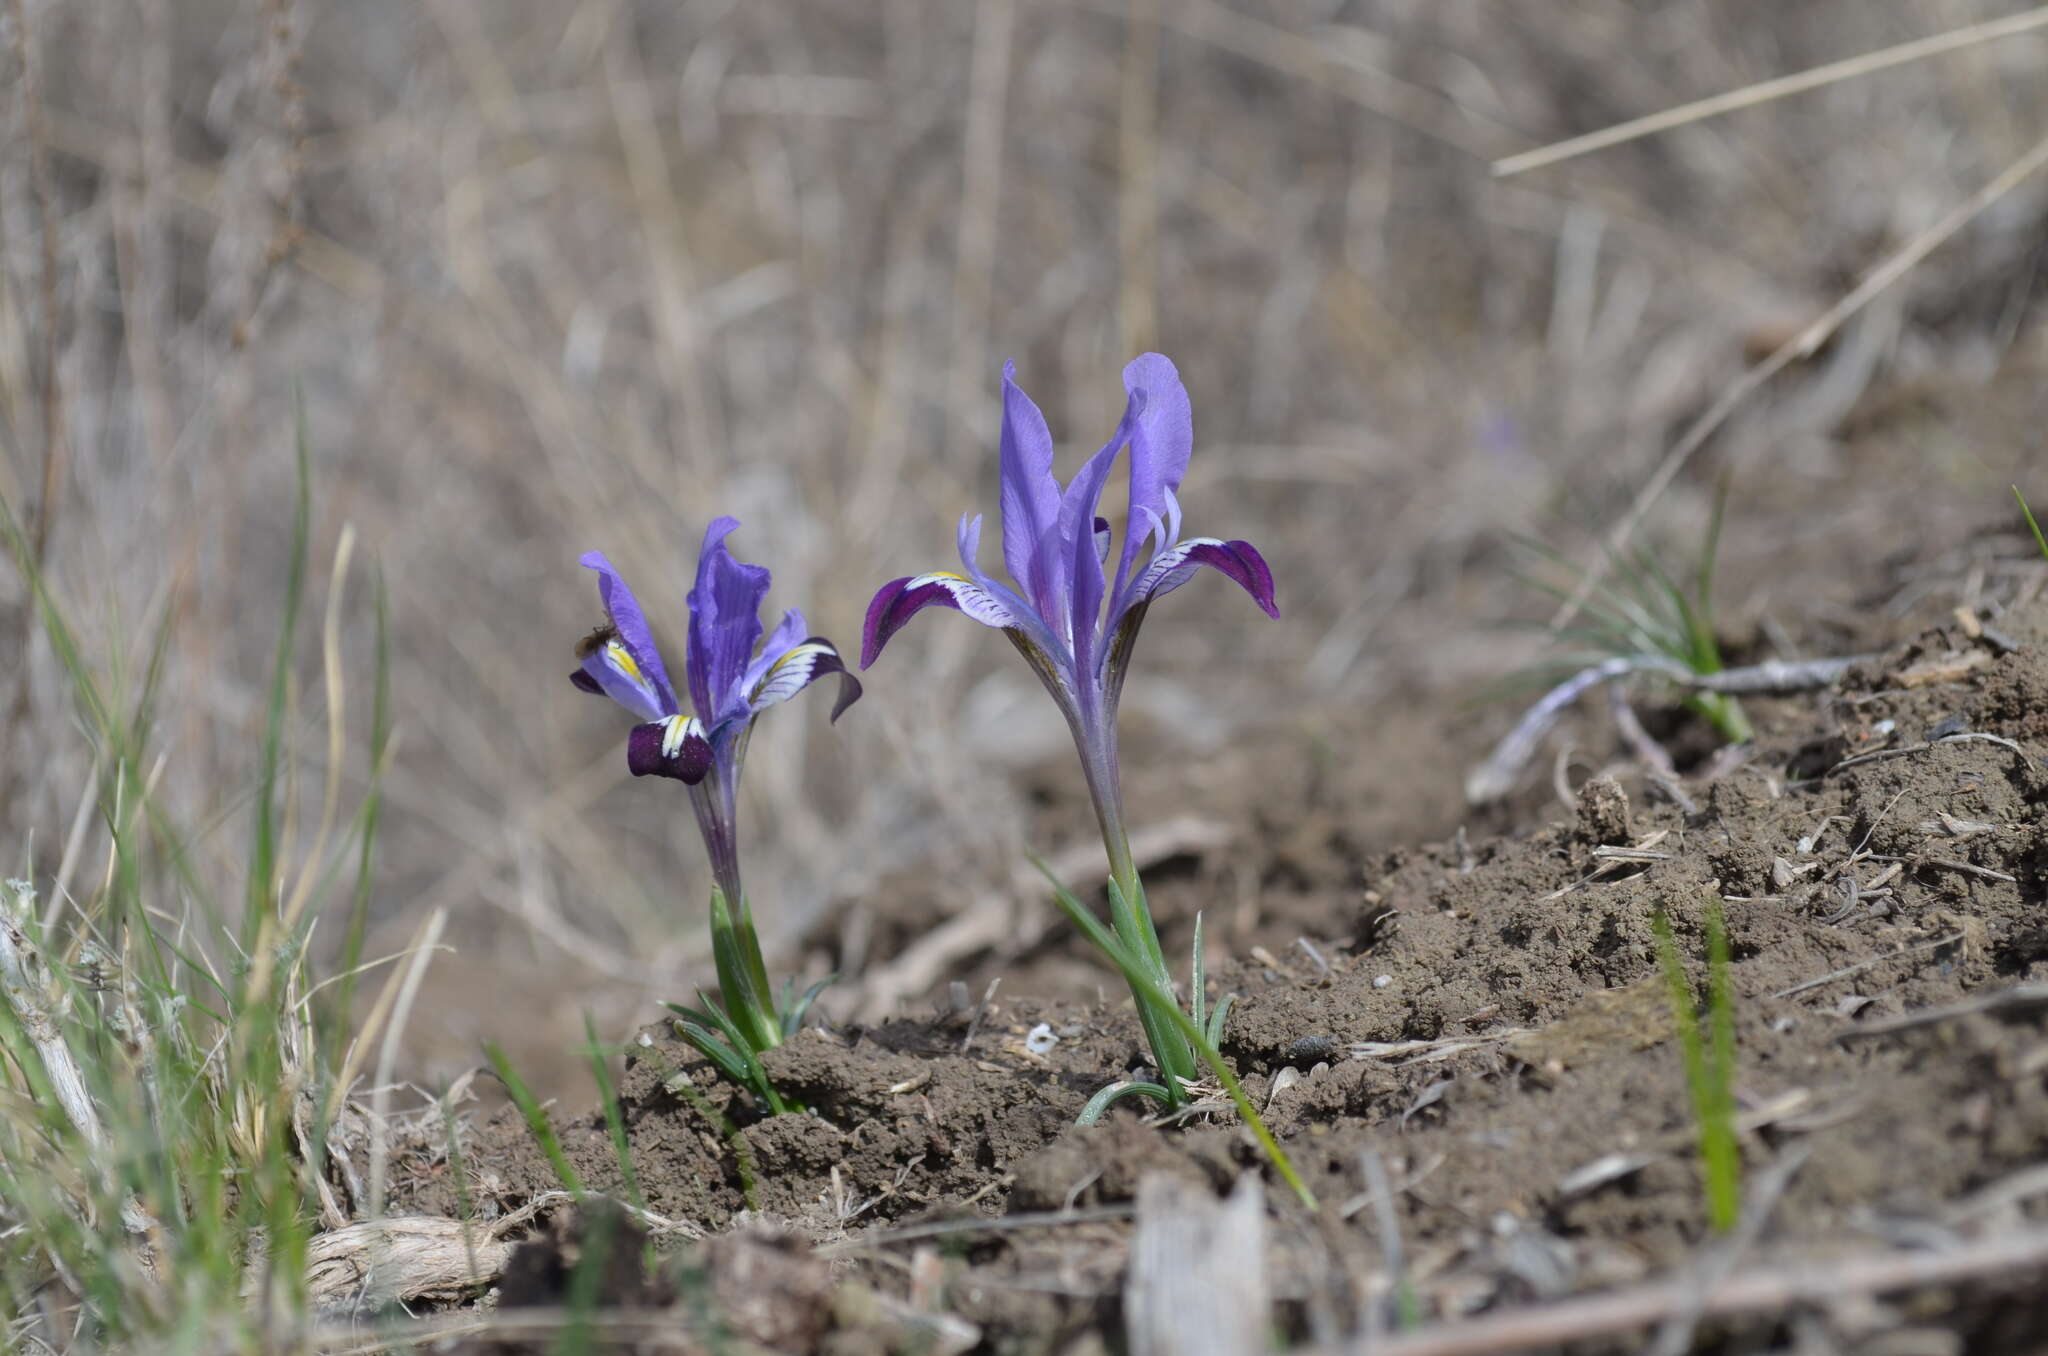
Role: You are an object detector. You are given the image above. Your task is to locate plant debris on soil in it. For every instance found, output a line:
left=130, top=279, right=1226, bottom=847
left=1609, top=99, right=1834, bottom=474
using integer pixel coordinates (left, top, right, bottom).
left=372, top=582, right=2048, bottom=1354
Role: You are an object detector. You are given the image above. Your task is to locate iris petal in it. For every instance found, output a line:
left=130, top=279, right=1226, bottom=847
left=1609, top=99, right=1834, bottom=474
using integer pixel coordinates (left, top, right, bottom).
left=575, top=639, right=670, bottom=723
left=1131, top=537, right=1278, bottom=617
left=861, top=569, right=1024, bottom=669
left=627, top=715, right=714, bottom=783
left=686, top=517, right=771, bottom=724
left=750, top=637, right=862, bottom=723
left=998, top=363, right=1063, bottom=609
left=579, top=552, right=679, bottom=715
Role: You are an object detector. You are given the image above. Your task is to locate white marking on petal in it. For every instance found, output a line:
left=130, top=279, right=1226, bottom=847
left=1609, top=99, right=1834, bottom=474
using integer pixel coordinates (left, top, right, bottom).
left=751, top=641, right=838, bottom=709
left=659, top=714, right=704, bottom=759
left=906, top=571, right=1020, bottom=630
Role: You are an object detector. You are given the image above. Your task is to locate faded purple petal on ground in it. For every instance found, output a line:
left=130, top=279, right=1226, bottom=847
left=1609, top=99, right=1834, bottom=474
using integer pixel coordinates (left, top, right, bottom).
left=998, top=363, right=1062, bottom=603
left=580, top=551, right=678, bottom=713
left=626, top=718, right=714, bottom=783
left=686, top=517, right=770, bottom=723
left=1132, top=537, right=1278, bottom=618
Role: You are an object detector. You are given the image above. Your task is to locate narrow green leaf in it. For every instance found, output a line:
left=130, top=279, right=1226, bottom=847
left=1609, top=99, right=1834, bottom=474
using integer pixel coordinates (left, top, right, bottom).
left=485, top=1042, right=582, bottom=1192
left=1035, top=859, right=1318, bottom=1210
left=246, top=389, right=314, bottom=942
left=2018, top=486, right=2048, bottom=562
left=582, top=1013, right=643, bottom=1210
left=1076, top=1081, right=1176, bottom=1125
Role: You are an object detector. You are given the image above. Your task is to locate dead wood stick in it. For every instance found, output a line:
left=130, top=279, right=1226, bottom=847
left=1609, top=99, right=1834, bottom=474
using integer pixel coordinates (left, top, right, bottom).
left=0, top=889, right=158, bottom=1238
left=1326, top=1228, right=2048, bottom=1356
left=1467, top=654, right=1871, bottom=804
left=1769, top=932, right=1964, bottom=1000
left=1126, top=1173, right=1268, bottom=1356
left=1828, top=731, right=2031, bottom=776
left=1836, top=983, right=2048, bottom=1043
left=285, top=1216, right=516, bottom=1318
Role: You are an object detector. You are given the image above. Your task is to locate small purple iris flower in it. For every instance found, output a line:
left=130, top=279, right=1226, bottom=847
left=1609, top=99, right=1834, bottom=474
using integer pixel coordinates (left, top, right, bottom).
left=573, top=517, right=860, bottom=908
left=862, top=353, right=1276, bottom=885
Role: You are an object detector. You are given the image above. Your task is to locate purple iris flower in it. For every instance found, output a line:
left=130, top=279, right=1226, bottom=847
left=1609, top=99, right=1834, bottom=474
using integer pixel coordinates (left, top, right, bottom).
left=861, top=354, right=1276, bottom=882
left=573, top=517, right=860, bottom=906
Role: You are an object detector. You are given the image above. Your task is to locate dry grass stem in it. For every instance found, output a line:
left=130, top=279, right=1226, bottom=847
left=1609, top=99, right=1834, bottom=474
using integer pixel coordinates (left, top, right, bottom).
left=1495, top=7, right=2048, bottom=178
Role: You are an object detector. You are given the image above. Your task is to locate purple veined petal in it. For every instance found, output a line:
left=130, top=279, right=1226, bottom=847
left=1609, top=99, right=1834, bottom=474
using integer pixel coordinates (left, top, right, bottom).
left=573, top=632, right=671, bottom=723
left=1051, top=395, right=1142, bottom=674
left=957, top=512, right=1070, bottom=661
left=1093, top=516, right=1112, bottom=566
left=748, top=637, right=863, bottom=722
left=862, top=568, right=1026, bottom=669
left=738, top=608, right=808, bottom=713
left=1109, top=502, right=1168, bottom=607
left=1128, top=536, right=1279, bottom=619
left=997, top=362, right=1063, bottom=610
left=686, top=517, right=771, bottom=723
left=1115, top=353, right=1192, bottom=590
left=579, top=552, right=679, bottom=714
left=626, top=714, right=714, bottom=783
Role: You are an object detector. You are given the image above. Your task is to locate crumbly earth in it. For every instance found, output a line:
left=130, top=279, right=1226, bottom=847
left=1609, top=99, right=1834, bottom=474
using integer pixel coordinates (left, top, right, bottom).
left=396, top=582, right=2048, bottom=1354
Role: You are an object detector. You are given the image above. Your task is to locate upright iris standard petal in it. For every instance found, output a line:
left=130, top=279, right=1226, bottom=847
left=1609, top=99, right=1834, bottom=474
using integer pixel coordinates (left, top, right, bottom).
left=686, top=517, right=772, bottom=724
left=1048, top=396, right=1141, bottom=671
left=1115, top=354, right=1192, bottom=590
left=998, top=364, right=1063, bottom=610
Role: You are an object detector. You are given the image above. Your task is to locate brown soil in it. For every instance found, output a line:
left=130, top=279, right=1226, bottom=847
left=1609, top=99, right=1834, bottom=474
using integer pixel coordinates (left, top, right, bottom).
left=394, top=580, right=2048, bottom=1354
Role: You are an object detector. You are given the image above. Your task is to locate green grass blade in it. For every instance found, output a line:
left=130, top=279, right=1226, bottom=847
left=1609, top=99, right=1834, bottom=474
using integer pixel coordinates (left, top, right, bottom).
left=1652, top=907, right=1741, bottom=1232
left=1702, top=897, right=1741, bottom=1232
left=780, top=974, right=837, bottom=1038
left=1076, top=1080, right=1176, bottom=1125
left=245, top=390, right=314, bottom=942
left=486, top=1042, right=582, bottom=1192
left=582, top=1013, right=643, bottom=1209
left=2018, top=486, right=2048, bottom=561
left=1205, top=992, right=1235, bottom=1049
left=333, top=568, right=391, bottom=1065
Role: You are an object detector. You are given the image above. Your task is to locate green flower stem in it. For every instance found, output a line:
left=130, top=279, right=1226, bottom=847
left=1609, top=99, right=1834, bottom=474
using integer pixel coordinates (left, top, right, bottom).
left=1108, top=876, right=1198, bottom=1096
left=707, top=886, right=782, bottom=1054
left=1038, top=859, right=1318, bottom=1211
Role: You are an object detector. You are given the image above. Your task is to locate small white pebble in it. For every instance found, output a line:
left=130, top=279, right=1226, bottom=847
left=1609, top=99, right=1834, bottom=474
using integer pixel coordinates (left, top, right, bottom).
left=1024, top=1022, right=1059, bottom=1056
left=1373, top=974, right=1393, bottom=989
left=636, top=1031, right=654, bottom=1048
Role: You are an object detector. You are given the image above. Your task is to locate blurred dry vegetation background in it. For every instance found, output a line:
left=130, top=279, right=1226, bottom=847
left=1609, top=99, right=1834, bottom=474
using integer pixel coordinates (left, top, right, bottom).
left=2, top=0, right=2045, bottom=1097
